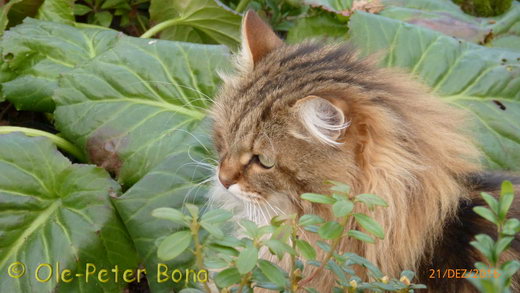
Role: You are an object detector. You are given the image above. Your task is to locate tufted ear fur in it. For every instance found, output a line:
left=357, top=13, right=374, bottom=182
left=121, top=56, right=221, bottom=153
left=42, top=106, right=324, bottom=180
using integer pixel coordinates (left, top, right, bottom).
left=292, top=96, right=349, bottom=146
left=241, top=10, right=283, bottom=67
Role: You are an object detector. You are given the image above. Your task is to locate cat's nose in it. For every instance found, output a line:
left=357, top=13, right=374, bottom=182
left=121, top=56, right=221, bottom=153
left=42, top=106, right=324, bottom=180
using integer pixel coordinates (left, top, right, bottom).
left=219, top=175, right=235, bottom=189
left=218, top=159, right=240, bottom=189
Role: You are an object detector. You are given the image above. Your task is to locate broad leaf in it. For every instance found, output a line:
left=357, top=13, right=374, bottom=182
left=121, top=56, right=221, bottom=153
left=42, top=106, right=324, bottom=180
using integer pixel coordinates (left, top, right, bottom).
left=114, top=151, right=211, bottom=292
left=380, top=0, right=520, bottom=50
left=353, top=213, right=384, bottom=239
left=301, top=192, right=336, bottom=204
left=286, top=14, right=348, bottom=44
left=349, top=12, right=520, bottom=171
left=53, top=34, right=229, bottom=185
left=149, top=0, right=241, bottom=48
left=157, top=230, right=192, bottom=260
left=0, top=18, right=118, bottom=111
left=303, top=0, right=353, bottom=14
left=236, top=246, right=258, bottom=274
left=36, top=0, right=74, bottom=24
left=0, top=0, right=23, bottom=36
left=257, top=260, right=287, bottom=287
left=295, top=239, right=317, bottom=260
left=318, top=221, right=344, bottom=239
left=214, top=267, right=241, bottom=288
left=0, top=133, right=138, bottom=292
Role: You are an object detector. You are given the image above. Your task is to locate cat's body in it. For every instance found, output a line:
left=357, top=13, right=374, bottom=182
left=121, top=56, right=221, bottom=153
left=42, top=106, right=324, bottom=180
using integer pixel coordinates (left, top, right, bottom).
left=210, top=11, right=520, bottom=292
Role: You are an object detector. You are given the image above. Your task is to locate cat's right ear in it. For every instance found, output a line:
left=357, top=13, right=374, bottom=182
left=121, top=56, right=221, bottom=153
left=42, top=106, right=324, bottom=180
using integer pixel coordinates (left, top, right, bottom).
left=291, top=96, right=350, bottom=146
left=241, top=10, right=283, bottom=67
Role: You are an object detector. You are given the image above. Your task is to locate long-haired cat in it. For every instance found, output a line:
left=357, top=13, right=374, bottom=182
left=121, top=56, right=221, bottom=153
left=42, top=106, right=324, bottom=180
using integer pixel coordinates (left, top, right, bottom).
left=210, top=10, right=520, bottom=292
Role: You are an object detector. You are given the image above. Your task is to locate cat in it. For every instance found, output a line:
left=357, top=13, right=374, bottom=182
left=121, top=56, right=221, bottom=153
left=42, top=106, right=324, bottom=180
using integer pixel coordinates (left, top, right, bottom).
left=209, top=10, right=520, bottom=293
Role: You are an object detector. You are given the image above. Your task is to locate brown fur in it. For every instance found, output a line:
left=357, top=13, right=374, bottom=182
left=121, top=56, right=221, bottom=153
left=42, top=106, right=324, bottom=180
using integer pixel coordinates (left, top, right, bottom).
left=210, top=11, right=520, bottom=292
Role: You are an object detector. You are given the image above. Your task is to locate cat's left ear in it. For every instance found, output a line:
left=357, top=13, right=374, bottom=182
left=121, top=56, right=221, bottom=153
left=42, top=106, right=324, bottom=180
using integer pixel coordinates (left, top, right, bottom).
left=241, top=10, right=283, bottom=67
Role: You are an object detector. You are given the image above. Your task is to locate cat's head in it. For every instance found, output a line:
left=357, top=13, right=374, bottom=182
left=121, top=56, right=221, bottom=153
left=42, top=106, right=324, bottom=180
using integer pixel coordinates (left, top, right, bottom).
left=210, top=11, right=479, bottom=215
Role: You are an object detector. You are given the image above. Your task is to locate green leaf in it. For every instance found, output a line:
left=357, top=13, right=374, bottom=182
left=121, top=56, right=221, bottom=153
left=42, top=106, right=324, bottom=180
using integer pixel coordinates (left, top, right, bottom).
left=355, top=193, right=388, bottom=208
left=36, top=0, right=74, bottom=24
left=295, top=239, right=317, bottom=260
left=114, top=152, right=211, bottom=292
left=0, top=133, right=138, bottom=292
left=73, top=4, right=92, bottom=16
left=499, top=180, right=515, bottom=219
left=347, top=230, right=375, bottom=244
left=185, top=203, right=200, bottom=219
left=53, top=35, right=229, bottom=186
left=93, top=11, right=113, bottom=27
left=400, top=270, right=416, bottom=281
left=318, top=221, right=344, bottom=239
left=179, top=289, right=206, bottom=293
left=200, top=221, right=224, bottom=238
left=200, top=209, right=233, bottom=224
left=343, top=252, right=384, bottom=278
left=298, top=214, right=325, bottom=226
left=157, top=230, right=192, bottom=261
left=151, top=207, right=188, bottom=226
left=303, top=0, right=353, bottom=13
left=240, top=219, right=260, bottom=238
left=503, top=218, right=520, bottom=235
left=286, top=14, right=348, bottom=44
left=353, top=213, right=384, bottom=239
left=380, top=0, right=520, bottom=50
left=301, top=193, right=336, bottom=204
left=257, top=260, right=287, bottom=287
left=349, top=12, right=520, bottom=171
left=327, top=180, right=351, bottom=193
left=495, top=236, right=514, bottom=256
left=0, top=0, right=23, bottom=36
left=215, top=267, right=241, bottom=288
left=237, top=246, right=259, bottom=274
left=473, top=206, right=498, bottom=224
left=470, top=234, right=495, bottom=262
left=0, top=19, right=118, bottom=111
left=480, top=192, right=499, bottom=215
left=148, top=0, right=241, bottom=48
left=332, top=199, right=354, bottom=218
left=264, top=239, right=295, bottom=259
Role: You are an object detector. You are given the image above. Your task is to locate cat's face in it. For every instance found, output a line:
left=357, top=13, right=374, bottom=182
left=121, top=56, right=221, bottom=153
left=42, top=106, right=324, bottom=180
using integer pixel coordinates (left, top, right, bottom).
left=210, top=11, right=363, bottom=207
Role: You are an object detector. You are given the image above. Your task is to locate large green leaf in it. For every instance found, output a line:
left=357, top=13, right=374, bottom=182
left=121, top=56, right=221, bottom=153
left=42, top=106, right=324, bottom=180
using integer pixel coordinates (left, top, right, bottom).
left=149, top=0, right=241, bottom=48
left=303, top=0, right=353, bottom=14
left=0, top=0, right=23, bottom=36
left=0, top=132, right=138, bottom=292
left=113, top=150, right=212, bottom=292
left=53, top=34, right=229, bottom=185
left=286, top=14, right=348, bottom=44
left=349, top=12, right=520, bottom=170
left=36, top=0, right=75, bottom=24
left=0, top=18, right=118, bottom=111
left=380, top=0, right=520, bottom=50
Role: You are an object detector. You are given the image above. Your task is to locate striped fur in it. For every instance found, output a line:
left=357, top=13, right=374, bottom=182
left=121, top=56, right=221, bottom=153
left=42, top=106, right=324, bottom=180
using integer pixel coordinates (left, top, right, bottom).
left=210, top=11, right=520, bottom=292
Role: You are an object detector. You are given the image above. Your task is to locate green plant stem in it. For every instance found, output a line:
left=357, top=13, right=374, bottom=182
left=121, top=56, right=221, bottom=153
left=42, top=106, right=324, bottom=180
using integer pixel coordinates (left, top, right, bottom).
left=140, top=18, right=184, bottom=39
left=235, top=0, right=252, bottom=12
left=191, top=219, right=211, bottom=293
left=289, top=218, right=299, bottom=291
left=0, top=126, right=86, bottom=162
left=237, top=272, right=251, bottom=293
left=298, top=216, right=350, bottom=287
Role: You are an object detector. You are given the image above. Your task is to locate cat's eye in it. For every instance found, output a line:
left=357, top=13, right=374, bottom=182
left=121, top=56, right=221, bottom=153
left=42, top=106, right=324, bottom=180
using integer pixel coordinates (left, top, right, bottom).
left=256, top=154, right=275, bottom=169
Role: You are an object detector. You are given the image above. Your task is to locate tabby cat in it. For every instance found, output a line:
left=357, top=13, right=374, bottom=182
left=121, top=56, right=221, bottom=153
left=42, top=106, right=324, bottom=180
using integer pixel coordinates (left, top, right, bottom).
left=210, top=10, right=520, bottom=292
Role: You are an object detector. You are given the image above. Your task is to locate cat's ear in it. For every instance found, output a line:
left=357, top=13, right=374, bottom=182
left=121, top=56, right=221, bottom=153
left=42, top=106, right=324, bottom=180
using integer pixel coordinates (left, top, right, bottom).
left=241, top=10, right=283, bottom=67
left=292, top=96, right=349, bottom=145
